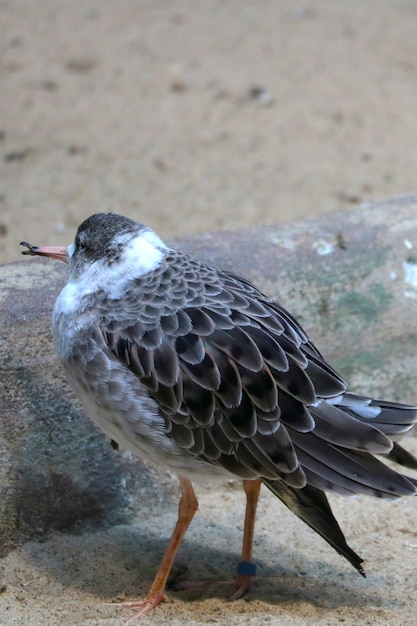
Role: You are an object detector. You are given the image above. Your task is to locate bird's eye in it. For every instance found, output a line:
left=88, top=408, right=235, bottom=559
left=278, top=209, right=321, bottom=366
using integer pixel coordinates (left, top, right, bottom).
left=75, top=235, right=86, bottom=252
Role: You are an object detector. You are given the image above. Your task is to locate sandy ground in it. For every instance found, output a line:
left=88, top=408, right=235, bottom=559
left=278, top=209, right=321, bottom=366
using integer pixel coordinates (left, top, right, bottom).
left=3, top=1, right=417, bottom=263
left=2, top=1, right=417, bottom=625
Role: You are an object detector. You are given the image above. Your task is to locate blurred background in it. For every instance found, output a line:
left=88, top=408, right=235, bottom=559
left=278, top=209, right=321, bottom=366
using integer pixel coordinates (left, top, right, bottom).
left=2, top=0, right=417, bottom=264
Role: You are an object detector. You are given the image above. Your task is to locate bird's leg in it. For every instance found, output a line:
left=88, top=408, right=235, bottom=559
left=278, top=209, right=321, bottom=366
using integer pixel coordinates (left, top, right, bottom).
left=230, top=478, right=261, bottom=601
left=119, top=476, right=198, bottom=624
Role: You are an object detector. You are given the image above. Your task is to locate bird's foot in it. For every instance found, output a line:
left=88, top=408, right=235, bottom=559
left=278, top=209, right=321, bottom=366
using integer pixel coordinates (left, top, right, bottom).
left=229, top=561, right=257, bottom=601
left=229, top=573, right=255, bottom=601
left=173, top=562, right=256, bottom=601
left=105, top=591, right=169, bottom=625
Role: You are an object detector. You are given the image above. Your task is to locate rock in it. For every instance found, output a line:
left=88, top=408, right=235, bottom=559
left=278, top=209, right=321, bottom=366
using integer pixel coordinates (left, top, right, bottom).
left=1, top=195, right=417, bottom=556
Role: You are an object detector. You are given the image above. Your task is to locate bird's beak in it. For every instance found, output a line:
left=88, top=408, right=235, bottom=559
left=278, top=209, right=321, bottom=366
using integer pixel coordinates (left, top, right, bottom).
left=20, top=242, right=69, bottom=263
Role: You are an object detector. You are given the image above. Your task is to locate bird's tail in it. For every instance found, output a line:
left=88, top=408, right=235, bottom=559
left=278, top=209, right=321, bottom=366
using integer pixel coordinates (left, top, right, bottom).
left=263, top=479, right=365, bottom=576
left=334, top=392, right=417, bottom=439
left=264, top=393, right=417, bottom=575
left=281, top=393, right=417, bottom=501
left=336, top=392, right=417, bottom=473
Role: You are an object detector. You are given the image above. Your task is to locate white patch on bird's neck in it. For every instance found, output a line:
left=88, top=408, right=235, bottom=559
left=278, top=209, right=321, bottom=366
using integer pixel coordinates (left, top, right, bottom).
left=54, top=228, right=168, bottom=320
left=123, top=228, right=168, bottom=276
left=92, top=227, right=168, bottom=289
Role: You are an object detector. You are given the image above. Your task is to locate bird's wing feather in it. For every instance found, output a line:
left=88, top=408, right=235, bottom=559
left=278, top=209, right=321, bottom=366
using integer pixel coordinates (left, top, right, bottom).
left=101, top=253, right=417, bottom=497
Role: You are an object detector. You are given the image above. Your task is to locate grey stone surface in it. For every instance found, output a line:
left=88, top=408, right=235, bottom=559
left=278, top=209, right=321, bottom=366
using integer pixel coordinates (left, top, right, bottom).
left=1, top=196, right=417, bottom=557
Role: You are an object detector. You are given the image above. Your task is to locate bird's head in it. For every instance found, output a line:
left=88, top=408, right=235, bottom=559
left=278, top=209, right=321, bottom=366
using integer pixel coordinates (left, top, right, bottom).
left=21, top=212, right=168, bottom=288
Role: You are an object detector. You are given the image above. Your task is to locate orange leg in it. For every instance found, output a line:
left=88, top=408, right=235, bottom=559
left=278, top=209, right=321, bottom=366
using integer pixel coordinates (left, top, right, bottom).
left=230, top=478, right=261, bottom=601
left=119, top=476, right=198, bottom=624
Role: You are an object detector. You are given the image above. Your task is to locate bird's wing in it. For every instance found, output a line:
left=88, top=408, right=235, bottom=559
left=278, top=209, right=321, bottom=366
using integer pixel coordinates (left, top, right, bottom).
left=101, top=253, right=417, bottom=497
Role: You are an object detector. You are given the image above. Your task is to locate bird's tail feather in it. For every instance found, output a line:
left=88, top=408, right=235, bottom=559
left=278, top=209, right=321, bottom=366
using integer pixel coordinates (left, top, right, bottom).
left=263, top=479, right=365, bottom=576
left=388, top=441, right=417, bottom=472
left=335, top=392, right=417, bottom=437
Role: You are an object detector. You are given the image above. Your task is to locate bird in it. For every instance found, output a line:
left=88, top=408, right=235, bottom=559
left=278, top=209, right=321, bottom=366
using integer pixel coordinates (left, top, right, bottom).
left=21, top=212, right=417, bottom=623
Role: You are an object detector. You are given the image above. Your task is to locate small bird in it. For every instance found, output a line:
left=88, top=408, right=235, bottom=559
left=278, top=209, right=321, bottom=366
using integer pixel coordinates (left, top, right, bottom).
left=21, top=213, right=417, bottom=623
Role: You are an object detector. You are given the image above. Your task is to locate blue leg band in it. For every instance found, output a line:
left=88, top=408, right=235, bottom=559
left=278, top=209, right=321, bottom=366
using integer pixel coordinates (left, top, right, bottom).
left=237, top=561, right=257, bottom=576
